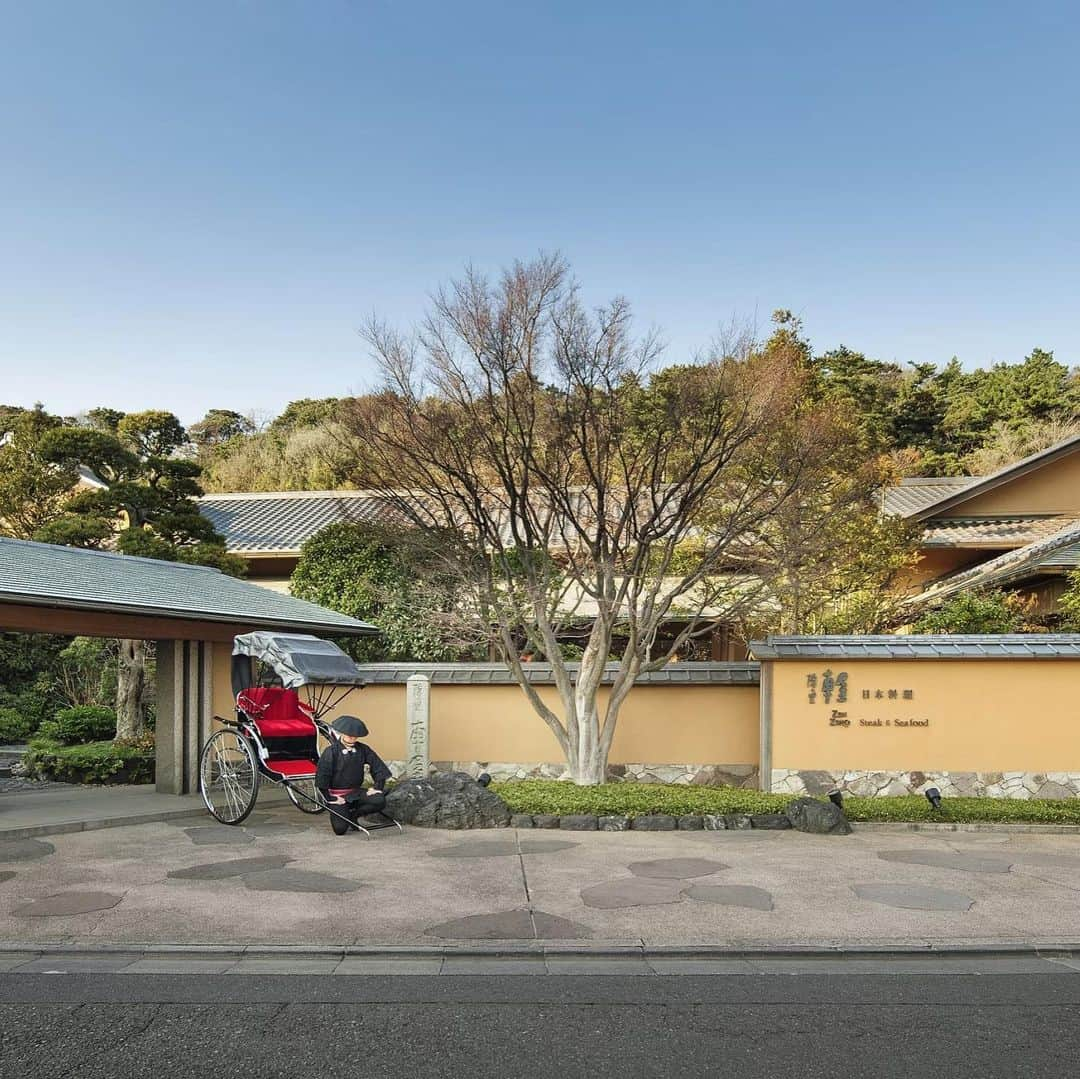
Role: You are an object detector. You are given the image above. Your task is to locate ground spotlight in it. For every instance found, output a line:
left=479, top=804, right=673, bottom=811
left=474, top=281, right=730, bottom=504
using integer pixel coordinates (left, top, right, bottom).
left=827, top=789, right=844, bottom=809
left=477, top=772, right=492, bottom=787
left=925, top=786, right=942, bottom=810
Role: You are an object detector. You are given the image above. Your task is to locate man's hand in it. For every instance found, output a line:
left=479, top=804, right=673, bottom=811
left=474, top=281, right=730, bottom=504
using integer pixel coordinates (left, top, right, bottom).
left=367, top=788, right=382, bottom=796
left=330, top=795, right=347, bottom=805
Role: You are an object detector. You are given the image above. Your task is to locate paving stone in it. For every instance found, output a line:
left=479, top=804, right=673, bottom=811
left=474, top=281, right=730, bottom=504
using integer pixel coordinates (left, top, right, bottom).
left=510, top=814, right=535, bottom=828
left=167, top=855, right=294, bottom=880
left=630, top=815, right=676, bottom=831
left=677, top=816, right=704, bottom=830
left=877, top=849, right=1013, bottom=874
left=0, top=871, right=15, bottom=884
left=852, top=883, right=975, bottom=911
left=429, top=838, right=577, bottom=858
left=242, top=869, right=363, bottom=893
left=241, top=822, right=309, bottom=838
left=683, top=884, right=775, bottom=911
left=559, top=815, right=598, bottom=831
left=183, top=826, right=256, bottom=846
left=628, top=857, right=728, bottom=879
left=533, top=814, right=561, bottom=829
left=598, top=815, right=630, bottom=831
left=0, top=838, right=55, bottom=862
left=580, top=877, right=685, bottom=909
left=11, top=891, right=124, bottom=917
left=426, top=907, right=590, bottom=940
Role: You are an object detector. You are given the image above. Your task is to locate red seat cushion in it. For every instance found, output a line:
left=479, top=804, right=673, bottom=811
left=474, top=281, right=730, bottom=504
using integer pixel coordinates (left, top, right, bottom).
left=265, top=757, right=317, bottom=778
left=238, top=686, right=316, bottom=738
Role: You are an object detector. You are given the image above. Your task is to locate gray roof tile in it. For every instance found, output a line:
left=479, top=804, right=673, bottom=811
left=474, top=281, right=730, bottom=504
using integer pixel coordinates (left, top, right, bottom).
left=198, top=491, right=398, bottom=553
left=354, top=662, right=760, bottom=686
left=910, top=520, right=1080, bottom=604
left=0, top=537, right=377, bottom=635
left=920, top=516, right=1069, bottom=547
left=881, top=478, right=975, bottom=517
left=749, top=634, right=1080, bottom=659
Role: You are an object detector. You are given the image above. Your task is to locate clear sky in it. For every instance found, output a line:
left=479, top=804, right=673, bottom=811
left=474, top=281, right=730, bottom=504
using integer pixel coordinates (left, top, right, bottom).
left=1, top=1, right=1077, bottom=424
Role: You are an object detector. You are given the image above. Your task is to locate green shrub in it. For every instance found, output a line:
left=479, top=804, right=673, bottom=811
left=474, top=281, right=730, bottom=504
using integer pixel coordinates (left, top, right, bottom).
left=46, top=705, right=117, bottom=745
left=23, top=736, right=154, bottom=784
left=490, top=779, right=1080, bottom=825
left=0, top=706, right=35, bottom=743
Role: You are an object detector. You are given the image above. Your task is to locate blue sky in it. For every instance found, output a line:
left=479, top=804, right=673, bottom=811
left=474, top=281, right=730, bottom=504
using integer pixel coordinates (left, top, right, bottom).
left=1, top=1, right=1077, bottom=424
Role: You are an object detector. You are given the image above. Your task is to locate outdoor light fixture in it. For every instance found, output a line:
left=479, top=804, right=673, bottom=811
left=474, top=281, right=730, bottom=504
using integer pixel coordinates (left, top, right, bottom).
left=925, top=786, right=943, bottom=810
left=827, top=789, right=844, bottom=809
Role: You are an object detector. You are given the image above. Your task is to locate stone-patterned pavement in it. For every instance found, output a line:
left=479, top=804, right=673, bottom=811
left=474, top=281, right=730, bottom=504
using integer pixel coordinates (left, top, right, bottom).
left=3, top=807, right=1080, bottom=948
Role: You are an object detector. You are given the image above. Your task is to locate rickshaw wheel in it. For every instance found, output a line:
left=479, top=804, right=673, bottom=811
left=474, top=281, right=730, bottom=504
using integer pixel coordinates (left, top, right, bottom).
left=286, top=777, right=326, bottom=814
left=199, top=730, right=260, bottom=825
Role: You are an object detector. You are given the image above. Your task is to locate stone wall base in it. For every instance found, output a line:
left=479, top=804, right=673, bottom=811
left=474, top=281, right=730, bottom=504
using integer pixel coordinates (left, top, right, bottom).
left=398, top=760, right=760, bottom=787
left=771, top=768, right=1080, bottom=800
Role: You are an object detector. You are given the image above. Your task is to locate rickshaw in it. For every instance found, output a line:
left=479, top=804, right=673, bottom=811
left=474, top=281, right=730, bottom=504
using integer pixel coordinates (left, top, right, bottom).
left=198, top=631, right=401, bottom=837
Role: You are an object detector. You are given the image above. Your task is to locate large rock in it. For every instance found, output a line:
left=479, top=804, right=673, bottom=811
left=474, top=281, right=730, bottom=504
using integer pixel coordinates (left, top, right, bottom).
left=383, top=771, right=511, bottom=829
left=784, top=797, right=852, bottom=836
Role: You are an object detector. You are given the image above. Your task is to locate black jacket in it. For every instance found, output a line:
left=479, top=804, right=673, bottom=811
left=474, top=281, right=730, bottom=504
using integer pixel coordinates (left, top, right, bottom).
left=315, top=740, right=391, bottom=797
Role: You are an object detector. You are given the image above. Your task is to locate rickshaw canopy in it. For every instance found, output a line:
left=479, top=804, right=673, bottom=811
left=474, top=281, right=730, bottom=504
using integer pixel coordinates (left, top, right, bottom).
left=231, top=632, right=365, bottom=693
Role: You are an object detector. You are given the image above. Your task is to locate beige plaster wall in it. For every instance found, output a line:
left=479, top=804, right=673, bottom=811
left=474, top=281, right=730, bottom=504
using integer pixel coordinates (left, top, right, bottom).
left=948, top=450, right=1080, bottom=516
left=769, top=658, right=1080, bottom=773
left=209, top=642, right=758, bottom=767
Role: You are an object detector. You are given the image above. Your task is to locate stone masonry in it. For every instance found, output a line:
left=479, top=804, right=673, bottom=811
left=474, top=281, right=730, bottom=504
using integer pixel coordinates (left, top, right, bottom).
left=771, top=768, right=1080, bottom=800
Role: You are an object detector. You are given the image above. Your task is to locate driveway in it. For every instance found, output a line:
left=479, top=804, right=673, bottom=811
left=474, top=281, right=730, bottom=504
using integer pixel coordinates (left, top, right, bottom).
left=3, top=805, right=1080, bottom=949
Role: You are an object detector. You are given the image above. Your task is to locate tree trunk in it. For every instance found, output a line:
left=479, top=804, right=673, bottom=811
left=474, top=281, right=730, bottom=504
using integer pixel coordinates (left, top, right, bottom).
left=566, top=647, right=610, bottom=785
left=115, top=638, right=146, bottom=740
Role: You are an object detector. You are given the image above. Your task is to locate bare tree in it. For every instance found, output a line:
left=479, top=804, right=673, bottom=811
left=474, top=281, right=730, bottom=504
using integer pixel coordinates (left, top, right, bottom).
left=342, top=255, right=862, bottom=784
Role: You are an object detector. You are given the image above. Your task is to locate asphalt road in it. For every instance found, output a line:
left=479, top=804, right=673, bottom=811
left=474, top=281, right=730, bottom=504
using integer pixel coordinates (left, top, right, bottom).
left=2, top=973, right=1080, bottom=1078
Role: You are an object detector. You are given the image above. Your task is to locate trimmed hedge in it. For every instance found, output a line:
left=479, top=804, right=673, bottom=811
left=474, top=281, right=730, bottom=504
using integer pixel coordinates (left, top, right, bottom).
left=40, top=705, right=117, bottom=745
left=490, top=780, right=1080, bottom=825
left=22, top=736, right=154, bottom=785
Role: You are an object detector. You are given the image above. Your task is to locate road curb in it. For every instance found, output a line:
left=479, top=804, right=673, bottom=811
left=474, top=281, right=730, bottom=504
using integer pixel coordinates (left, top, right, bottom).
left=3, top=941, right=1080, bottom=961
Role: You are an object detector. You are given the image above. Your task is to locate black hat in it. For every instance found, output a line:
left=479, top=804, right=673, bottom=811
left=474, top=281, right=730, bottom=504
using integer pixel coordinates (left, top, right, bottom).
left=331, top=715, right=368, bottom=738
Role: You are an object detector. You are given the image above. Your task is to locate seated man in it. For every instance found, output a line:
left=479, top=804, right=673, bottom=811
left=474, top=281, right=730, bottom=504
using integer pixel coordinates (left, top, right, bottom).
left=315, top=715, right=392, bottom=836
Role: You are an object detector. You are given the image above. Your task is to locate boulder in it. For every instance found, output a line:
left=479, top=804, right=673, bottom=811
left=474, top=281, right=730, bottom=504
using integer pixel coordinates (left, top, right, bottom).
left=677, top=815, right=704, bottom=830
left=784, top=797, right=853, bottom=836
left=630, top=815, right=677, bottom=831
left=383, top=771, right=511, bottom=829
left=559, top=814, right=598, bottom=831
left=750, top=813, right=791, bottom=830
left=598, top=815, right=631, bottom=831
left=510, top=814, right=535, bottom=828
left=533, top=814, right=561, bottom=829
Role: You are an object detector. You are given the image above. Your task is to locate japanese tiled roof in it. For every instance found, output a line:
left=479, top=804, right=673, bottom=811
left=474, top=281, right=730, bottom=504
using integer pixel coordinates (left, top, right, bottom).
left=881, top=477, right=976, bottom=517
left=909, top=519, right=1080, bottom=606
left=198, top=490, right=400, bottom=554
left=748, top=634, right=1080, bottom=659
left=0, top=537, right=377, bottom=635
left=919, top=516, right=1070, bottom=547
left=355, top=661, right=760, bottom=685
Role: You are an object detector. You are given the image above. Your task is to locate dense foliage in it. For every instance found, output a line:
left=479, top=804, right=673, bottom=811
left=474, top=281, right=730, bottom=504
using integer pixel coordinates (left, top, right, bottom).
left=290, top=522, right=484, bottom=661
left=912, top=590, right=1034, bottom=634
